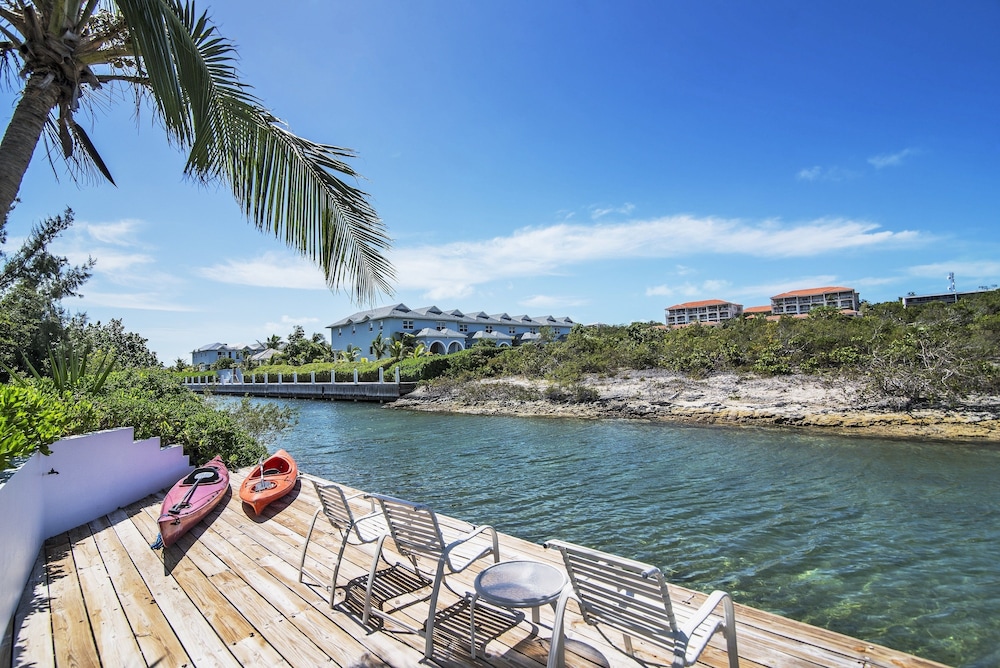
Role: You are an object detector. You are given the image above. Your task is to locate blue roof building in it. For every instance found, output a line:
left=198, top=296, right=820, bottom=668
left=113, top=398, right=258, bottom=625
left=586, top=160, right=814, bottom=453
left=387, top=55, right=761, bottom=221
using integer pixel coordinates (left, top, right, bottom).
left=327, top=304, right=575, bottom=357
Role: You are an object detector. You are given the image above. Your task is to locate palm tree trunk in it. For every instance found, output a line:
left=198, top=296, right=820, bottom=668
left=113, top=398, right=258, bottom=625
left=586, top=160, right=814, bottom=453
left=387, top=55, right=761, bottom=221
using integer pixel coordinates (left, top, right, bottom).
left=0, top=75, right=61, bottom=225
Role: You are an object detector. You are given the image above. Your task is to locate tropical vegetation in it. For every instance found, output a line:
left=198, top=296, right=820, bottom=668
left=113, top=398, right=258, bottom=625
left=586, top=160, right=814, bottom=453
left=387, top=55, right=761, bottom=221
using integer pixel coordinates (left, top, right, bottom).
left=422, top=296, right=1000, bottom=407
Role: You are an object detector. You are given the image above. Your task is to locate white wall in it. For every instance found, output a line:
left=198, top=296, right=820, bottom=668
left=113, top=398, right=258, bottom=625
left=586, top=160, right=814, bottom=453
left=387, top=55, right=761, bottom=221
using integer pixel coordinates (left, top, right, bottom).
left=0, top=428, right=192, bottom=640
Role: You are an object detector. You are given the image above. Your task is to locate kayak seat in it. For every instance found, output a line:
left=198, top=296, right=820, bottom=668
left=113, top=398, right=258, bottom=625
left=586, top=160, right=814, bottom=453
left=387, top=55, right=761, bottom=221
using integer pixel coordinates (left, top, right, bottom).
left=182, top=467, right=221, bottom=485
left=263, top=468, right=281, bottom=475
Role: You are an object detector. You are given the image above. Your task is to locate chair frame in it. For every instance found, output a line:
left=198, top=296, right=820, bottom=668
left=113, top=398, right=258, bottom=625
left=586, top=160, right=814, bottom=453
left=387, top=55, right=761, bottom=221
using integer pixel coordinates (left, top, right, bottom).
left=298, top=480, right=389, bottom=607
left=545, top=539, right=739, bottom=668
left=362, top=493, right=500, bottom=659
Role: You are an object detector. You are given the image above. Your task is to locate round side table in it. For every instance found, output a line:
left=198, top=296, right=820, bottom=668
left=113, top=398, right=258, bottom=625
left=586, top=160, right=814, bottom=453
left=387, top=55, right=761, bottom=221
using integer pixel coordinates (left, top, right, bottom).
left=470, top=560, right=567, bottom=659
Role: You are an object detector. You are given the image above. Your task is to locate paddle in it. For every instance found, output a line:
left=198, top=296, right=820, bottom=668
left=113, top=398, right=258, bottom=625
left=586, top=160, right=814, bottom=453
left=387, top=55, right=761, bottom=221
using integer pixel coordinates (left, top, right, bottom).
left=168, top=469, right=219, bottom=515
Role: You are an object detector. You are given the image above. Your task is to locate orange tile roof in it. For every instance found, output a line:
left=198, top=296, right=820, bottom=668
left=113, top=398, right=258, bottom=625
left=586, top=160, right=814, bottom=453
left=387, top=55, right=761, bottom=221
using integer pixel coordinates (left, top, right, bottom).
left=744, top=305, right=772, bottom=313
left=665, top=299, right=740, bottom=310
left=771, top=286, right=854, bottom=299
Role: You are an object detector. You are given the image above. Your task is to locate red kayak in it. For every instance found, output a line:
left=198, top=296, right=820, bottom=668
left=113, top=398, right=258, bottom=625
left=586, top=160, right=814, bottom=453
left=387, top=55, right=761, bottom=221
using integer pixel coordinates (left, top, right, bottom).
left=155, top=455, right=230, bottom=548
left=239, top=449, right=298, bottom=515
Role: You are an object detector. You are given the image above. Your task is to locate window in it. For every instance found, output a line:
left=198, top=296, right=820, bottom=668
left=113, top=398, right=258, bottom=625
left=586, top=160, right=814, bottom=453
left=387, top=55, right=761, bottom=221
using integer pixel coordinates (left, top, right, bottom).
left=485, top=325, right=493, bottom=333
left=403, top=320, right=414, bottom=330
left=338, top=328, right=342, bottom=336
left=509, top=327, right=516, bottom=335
left=436, top=321, right=446, bottom=331
left=369, top=322, right=373, bottom=331
left=459, top=323, right=468, bottom=333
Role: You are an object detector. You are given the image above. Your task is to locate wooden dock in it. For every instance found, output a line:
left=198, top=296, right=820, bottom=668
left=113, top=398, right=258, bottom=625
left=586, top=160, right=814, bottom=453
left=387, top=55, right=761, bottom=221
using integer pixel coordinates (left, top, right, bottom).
left=8, top=469, right=950, bottom=668
left=186, top=381, right=417, bottom=402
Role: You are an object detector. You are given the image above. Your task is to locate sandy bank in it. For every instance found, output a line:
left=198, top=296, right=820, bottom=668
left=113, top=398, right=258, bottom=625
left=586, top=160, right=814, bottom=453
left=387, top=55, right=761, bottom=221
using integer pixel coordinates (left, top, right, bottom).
left=389, top=371, right=1000, bottom=442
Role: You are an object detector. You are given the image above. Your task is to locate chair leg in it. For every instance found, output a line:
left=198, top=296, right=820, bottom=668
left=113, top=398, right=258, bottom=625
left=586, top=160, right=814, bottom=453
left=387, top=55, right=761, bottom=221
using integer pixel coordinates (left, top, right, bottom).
left=298, top=508, right=322, bottom=583
left=423, top=560, right=448, bottom=659
left=362, top=534, right=390, bottom=627
left=330, top=531, right=350, bottom=607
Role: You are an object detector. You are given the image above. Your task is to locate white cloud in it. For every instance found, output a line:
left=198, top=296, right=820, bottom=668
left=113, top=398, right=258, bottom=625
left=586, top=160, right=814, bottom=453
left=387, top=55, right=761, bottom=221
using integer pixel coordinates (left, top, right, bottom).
left=519, top=294, right=588, bottom=310
left=796, top=165, right=859, bottom=182
left=868, top=148, right=917, bottom=169
left=393, top=214, right=920, bottom=301
left=262, top=315, right=322, bottom=332
left=77, top=291, right=196, bottom=312
left=645, top=279, right=734, bottom=300
left=87, top=250, right=156, bottom=274
left=82, top=219, right=145, bottom=246
left=590, top=202, right=635, bottom=220
left=907, top=260, right=1000, bottom=278
left=196, top=252, right=329, bottom=290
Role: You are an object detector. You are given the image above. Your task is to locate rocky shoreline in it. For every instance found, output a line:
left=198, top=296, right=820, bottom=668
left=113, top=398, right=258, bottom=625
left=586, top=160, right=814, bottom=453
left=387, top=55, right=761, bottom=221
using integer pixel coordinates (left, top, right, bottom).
left=389, top=371, right=1000, bottom=443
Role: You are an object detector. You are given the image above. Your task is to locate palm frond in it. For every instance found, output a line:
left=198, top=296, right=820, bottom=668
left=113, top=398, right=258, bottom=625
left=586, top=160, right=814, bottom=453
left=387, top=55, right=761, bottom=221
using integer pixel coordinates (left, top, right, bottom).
left=114, top=0, right=394, bottom=303
left=69, top=118, right=116, bottom=184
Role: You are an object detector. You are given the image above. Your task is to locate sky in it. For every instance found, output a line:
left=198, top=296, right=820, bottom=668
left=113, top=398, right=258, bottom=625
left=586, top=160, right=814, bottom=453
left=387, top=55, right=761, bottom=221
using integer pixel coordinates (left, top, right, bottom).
left=2, top=0, right=999, bottom=365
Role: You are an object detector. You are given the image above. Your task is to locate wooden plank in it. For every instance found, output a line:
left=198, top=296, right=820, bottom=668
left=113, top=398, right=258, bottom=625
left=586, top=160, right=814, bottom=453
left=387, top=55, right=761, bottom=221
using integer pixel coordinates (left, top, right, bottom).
left=204, top=486, right=440, bottom=668
left=11, top=550, right=55, bottom=668
left=88, top=514, right=193, bottom=668
left=67, top=523, right=146, bottom=666
left=107, top=506, right=243, bottom=668
left=125, top=494, right=289, bottom=667
left=44, top=533, right=100, bottom=667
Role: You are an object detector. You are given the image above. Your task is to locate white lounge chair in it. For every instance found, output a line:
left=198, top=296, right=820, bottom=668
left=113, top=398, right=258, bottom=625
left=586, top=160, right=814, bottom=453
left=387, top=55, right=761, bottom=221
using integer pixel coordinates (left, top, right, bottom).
left=545, top=539, right=739, bottom=668
left=298, top=481, right=389, bottom=606
left=362, top=493, right=500, bottom=659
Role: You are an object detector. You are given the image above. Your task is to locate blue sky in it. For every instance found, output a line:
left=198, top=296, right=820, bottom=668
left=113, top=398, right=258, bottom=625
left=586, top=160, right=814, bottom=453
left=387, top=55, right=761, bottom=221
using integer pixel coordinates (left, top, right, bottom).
left=3, top=1, right=999, bottom=364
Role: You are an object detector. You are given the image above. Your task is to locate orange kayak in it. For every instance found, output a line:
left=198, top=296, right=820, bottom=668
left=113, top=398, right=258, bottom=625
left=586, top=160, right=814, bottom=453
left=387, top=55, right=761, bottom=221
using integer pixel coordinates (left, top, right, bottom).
left=239, top=449, right=298, bottom=515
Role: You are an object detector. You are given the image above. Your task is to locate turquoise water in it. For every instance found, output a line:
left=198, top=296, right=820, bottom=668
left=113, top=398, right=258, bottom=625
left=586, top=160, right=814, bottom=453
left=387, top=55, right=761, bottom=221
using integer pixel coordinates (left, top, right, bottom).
left=258, top=399, right=999, bottom=667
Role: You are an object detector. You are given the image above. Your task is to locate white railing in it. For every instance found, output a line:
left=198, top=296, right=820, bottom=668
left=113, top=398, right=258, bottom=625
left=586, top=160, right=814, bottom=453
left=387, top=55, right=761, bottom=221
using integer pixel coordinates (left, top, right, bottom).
left=0, top=428, right=192, bottom=637
left=185, top=366, right=402, bottom=386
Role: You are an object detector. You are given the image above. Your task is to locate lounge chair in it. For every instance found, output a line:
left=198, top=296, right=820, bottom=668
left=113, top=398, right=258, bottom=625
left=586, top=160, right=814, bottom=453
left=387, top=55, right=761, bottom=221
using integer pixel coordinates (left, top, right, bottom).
left=298, top=481, right=389, bottom=606
left=545, top=539, right=739, bottom=668
left=362, top=493, right=500, bottom=659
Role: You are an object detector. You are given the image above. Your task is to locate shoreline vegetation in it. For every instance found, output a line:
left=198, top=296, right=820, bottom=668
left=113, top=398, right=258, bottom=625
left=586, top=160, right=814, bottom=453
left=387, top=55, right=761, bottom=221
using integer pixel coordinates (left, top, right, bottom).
left=390, top=371, right=1000, bottom=442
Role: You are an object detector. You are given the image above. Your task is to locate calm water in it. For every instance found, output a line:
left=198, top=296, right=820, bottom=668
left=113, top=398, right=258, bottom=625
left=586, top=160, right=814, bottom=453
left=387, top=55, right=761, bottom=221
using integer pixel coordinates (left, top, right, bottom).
left=254, top=398, right=999, bottom=667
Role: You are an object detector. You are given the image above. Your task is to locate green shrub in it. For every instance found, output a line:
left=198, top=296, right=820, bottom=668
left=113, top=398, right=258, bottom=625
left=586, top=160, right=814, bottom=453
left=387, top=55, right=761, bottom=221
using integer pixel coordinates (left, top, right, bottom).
left=0, top=385, right=67, bottom=470
left=72, top=369, right=292, bottom=469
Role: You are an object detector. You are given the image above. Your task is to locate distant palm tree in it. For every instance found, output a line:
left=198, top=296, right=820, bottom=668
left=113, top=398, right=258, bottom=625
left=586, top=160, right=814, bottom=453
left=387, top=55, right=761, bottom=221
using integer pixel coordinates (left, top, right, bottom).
left=370, top=332, right=386, bottom=360
left=338, top=345, right=360, bottom=363
left=265, top=335, right=282, bottom=350
left=0, top=0, right=394, bottom=301
left=388, top=339, right=406, bottom=362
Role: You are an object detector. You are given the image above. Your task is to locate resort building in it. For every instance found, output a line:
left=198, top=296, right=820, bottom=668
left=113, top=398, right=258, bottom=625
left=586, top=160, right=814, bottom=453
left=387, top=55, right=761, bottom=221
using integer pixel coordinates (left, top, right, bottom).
left=327, top=304, right=575, bottom=357
left=743, top=305, right=773, bottom=317
left=191, top=342, right=266, bottom=369
left=662, top=287, right=860, bottom=326
left=769, top=286, right=860, bottom=316
left=900, top=287, right=998, bottom=307
left=664, top=300, right=743, bottom=327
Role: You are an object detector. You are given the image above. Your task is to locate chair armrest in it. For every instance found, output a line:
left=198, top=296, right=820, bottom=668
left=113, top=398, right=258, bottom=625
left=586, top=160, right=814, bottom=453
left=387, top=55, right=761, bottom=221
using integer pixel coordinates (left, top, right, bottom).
left=349, top=491, right=377, bottom=511
left=443, top=524, right=500, bottom=572
left=678, top=590, right=733, bottom=664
